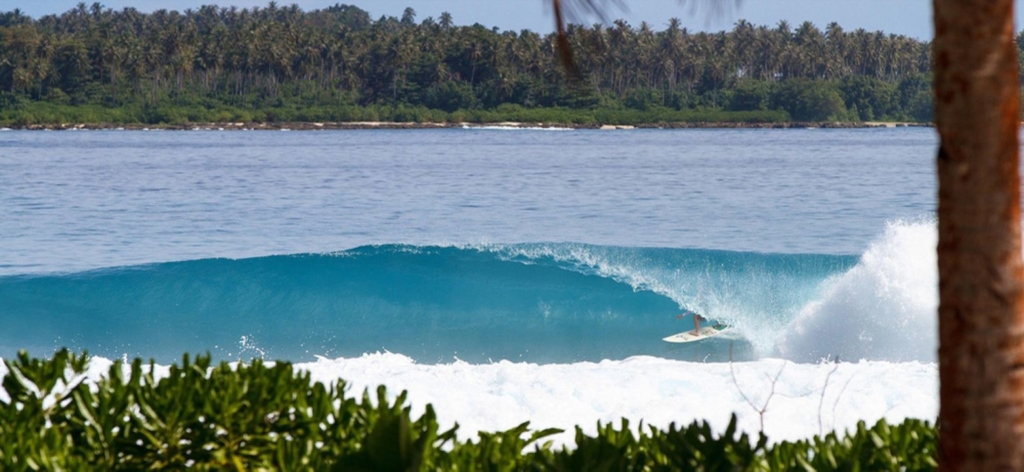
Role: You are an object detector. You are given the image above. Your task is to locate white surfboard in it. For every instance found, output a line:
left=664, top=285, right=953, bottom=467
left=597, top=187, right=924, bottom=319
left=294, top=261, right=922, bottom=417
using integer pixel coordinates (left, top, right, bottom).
left=662, top=324, right=729, bottom=343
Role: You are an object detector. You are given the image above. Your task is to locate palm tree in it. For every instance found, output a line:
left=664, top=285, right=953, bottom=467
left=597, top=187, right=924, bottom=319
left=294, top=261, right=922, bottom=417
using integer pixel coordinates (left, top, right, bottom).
left=933, top=0, right=1024, bottom=468
left=823, top=22, right=847, bottom=79
left=635, top=21, right=657, bottom=88
left=439, top=12, right=453, bottom=31
left=660, top=18, right=684, bottom=87
left=731, top=19, right=755, bottom=79
left=400, top=7, right=416, bottom=26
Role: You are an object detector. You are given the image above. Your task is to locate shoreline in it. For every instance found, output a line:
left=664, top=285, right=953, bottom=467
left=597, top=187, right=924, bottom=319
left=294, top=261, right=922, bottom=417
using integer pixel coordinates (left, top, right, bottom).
left=2, top=121, right=931, bottom=131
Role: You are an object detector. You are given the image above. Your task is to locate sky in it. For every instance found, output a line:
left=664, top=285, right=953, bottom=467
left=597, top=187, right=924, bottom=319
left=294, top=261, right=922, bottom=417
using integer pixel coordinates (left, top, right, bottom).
left=11, top=0, right=1024, bottom=40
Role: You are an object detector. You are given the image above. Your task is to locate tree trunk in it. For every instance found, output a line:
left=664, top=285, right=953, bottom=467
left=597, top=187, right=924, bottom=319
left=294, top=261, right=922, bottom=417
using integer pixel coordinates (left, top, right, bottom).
left=934, top=0, right=1024, bottom=469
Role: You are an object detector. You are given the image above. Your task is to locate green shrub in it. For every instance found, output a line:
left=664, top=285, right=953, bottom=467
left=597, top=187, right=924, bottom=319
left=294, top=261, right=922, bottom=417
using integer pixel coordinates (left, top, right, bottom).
left=773, top=79, right=849, bottom=122
left=728, top=80, right=775, bottom=112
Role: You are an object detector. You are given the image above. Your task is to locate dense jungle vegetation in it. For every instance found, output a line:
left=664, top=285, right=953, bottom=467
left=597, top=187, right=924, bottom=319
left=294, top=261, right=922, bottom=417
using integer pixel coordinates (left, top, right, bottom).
left=0, top=2, right=980, bottom=125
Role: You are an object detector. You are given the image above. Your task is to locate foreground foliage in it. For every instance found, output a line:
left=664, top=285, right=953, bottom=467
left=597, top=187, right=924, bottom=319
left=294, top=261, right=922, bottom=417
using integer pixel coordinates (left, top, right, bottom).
left=0, top=350, right=937, bottom=470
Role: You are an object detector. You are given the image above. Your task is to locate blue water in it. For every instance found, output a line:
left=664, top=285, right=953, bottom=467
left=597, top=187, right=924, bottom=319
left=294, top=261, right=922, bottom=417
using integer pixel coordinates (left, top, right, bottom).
left=0, top=244, right=857, bottom=362
left=0, top=128, right=937, bottom=363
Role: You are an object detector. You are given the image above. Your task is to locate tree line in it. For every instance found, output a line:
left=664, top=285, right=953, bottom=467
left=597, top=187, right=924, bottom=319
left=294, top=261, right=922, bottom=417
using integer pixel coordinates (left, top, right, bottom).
left=0, top=2, right=990, bottom=123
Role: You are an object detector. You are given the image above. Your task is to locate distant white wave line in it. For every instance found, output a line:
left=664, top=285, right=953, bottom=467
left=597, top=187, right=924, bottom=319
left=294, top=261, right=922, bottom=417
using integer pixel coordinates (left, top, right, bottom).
left=0, top=353, right=936, bottom=447
left=462, top=125, right=574, bottom=131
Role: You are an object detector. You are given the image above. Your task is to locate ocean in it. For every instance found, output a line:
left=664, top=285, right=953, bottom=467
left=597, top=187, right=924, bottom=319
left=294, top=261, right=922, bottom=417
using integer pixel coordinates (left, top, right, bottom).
left=0, top=127, right=939, bottom=443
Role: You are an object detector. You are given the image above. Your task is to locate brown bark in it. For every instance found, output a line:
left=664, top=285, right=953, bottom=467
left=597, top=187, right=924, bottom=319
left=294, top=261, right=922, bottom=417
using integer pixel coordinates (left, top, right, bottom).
left=934, top=0, right=1024, bottom=469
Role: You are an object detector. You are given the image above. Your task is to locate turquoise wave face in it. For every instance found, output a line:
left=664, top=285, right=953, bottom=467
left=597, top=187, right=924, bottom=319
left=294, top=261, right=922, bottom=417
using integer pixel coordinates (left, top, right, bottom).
left=0, top=244, right=856, bottom=363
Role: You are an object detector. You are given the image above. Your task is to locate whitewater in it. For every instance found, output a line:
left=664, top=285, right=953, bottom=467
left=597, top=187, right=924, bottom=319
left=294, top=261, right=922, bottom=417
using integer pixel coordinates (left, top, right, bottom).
left=0, top=127, right=939, bottom=443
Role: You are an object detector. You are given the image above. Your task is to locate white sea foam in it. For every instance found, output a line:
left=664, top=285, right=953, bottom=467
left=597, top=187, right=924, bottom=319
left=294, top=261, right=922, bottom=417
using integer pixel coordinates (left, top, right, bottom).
left=0, top=353, right=937, bottom=447
left=461, top=125, right=574, bottom=131
left=776, top=219, right=937, bottom=362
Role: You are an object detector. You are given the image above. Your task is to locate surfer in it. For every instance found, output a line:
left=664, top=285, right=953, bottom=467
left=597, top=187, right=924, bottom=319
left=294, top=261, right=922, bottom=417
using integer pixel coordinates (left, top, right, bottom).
left=692, top=313, right=707, bottom=335
left=664, top=312, right=724, bottom=343
left=676, top=312, right=708, bottom=335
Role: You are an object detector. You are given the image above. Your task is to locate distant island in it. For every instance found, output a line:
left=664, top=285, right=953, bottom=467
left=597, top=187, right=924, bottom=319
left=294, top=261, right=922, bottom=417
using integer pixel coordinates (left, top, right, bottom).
left=0, top=3, right=949, bottom=128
